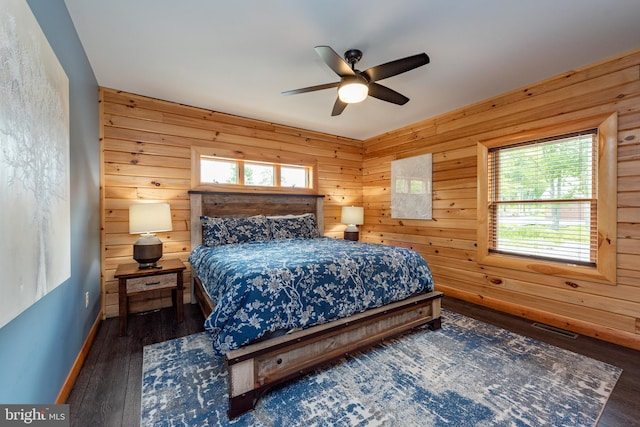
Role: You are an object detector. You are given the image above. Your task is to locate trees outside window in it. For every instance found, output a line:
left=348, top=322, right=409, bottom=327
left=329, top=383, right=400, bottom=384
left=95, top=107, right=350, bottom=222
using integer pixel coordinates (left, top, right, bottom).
left=488, top=131, right=596, bottom=265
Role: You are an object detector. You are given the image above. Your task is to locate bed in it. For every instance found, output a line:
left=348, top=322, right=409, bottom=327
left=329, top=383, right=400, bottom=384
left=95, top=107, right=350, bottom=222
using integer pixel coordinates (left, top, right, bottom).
left=188, top=191, right=443, bottom=418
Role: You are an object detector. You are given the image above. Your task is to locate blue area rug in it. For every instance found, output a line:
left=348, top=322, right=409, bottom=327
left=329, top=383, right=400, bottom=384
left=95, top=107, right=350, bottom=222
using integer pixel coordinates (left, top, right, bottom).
left=141, top=310, right=621, bottom=426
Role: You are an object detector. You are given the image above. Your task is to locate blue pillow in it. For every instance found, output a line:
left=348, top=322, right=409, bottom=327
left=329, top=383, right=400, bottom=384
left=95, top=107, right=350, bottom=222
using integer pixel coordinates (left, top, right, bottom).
left=267, top=213, right=320, bottom=240
left=201, top=215, right=272, bottom=246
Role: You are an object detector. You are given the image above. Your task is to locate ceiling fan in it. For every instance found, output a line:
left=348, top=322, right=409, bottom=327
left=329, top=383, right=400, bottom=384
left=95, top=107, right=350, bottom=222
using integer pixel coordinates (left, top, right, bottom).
left=282, top=46, right=430, bottom=116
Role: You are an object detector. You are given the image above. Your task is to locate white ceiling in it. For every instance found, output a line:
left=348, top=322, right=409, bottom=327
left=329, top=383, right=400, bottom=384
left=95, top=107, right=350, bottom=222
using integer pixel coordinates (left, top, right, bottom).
left=63, top=0, right=640, bottom=140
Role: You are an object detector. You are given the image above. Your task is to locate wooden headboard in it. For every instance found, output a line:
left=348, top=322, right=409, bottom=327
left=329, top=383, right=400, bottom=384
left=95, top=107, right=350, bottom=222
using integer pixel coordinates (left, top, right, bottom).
left=188, top=191, right=325, bottom=249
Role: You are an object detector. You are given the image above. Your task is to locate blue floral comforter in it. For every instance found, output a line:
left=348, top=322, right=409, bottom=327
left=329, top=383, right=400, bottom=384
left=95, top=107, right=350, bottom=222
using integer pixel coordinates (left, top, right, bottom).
left=188, top=237, right=434, bottom=355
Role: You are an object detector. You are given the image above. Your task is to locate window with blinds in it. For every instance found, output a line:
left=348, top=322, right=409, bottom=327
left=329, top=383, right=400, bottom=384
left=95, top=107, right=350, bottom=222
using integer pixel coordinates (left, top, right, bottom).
left=488, top=129, right=598, bottom=266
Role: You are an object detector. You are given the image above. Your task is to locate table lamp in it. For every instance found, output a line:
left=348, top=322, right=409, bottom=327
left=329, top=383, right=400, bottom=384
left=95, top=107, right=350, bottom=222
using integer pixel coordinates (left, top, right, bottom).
left=129, top=203, right=172, bottom=268
left=341, top=206, right=364, bottom=241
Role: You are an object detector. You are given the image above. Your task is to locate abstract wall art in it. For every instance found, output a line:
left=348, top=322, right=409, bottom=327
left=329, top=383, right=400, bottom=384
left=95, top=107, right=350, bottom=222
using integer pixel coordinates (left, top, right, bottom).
left=391, top=153, right=432, bottom=220
left=0, top=0, right=70, bottom=328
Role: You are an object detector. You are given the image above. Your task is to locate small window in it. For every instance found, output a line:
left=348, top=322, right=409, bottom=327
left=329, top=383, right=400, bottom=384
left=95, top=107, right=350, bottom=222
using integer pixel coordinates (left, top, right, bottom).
left=245, top=162, right=274, bottom=186
left=201, top=158, right=237, bottom=184
left=281, top=165, right=308, bottom=188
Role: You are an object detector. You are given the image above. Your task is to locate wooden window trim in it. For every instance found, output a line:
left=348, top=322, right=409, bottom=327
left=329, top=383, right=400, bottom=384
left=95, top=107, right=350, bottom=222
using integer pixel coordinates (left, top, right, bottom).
left=477, top=112, right=617, bottom=284
left=191, top=146, right=318, bottom=195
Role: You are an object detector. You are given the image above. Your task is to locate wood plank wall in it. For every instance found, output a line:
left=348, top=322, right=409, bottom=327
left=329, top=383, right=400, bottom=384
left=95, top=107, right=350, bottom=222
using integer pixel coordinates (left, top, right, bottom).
left=100, top=88, right=362, bottom=318
left=362, top=49, right=640, bottom=349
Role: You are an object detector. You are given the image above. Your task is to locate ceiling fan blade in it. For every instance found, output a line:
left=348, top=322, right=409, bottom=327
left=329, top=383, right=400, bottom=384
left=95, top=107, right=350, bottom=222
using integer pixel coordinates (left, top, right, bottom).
left=331, top=97, right=348, bottom=116
left=315, top=46, right=356, bottom=77
left=363, top=53, right=430, bottom=82
left=368, top=82, right=410, bottom=105
left=282, top=82, right=339, bottom=96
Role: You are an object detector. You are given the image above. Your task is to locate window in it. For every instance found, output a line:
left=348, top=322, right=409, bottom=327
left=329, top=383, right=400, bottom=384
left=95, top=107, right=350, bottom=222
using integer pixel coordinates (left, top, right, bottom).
left=488, top=130, right=597, bottom=265
left=244, top=161, right=274, bottom=187
left=477, top=113, right=617, bottom=284
left=192, top=147, right=316, bottom=193
left=281, top=165, right=308, bottom=188
left=200, top=158, right=238, bottom=184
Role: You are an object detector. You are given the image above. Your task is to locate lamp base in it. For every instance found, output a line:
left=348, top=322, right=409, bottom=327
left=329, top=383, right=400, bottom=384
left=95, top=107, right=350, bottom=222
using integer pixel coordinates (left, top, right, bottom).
left=133, top=234, right=163, bottom=269
left=344, top=230, right=359, bottom=241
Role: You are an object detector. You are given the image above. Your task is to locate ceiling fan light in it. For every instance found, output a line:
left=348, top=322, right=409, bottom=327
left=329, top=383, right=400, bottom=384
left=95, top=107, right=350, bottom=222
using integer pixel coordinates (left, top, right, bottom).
left=338, top=81, right=368, bottom=103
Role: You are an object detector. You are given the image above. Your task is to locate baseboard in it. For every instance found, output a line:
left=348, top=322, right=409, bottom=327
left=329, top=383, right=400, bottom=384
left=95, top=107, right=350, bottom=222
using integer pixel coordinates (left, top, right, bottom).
left=437, top=285, right=640, bottom=351
left=55, top=311, right=103, bottom=404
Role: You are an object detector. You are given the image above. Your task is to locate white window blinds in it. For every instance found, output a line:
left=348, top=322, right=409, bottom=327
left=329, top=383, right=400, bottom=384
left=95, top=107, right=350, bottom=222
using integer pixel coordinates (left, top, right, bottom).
left=488, top=130, right=598, bottom=266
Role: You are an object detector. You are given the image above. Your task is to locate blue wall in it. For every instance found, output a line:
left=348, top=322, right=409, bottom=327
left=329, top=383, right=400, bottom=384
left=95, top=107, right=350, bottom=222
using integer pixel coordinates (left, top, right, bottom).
left=0, top=0, right=100, bottom=403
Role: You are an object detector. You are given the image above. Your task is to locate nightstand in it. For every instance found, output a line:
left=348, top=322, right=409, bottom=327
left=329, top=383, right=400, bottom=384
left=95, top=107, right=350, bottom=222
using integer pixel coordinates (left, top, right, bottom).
left=115, top=258, right=186, bottom=336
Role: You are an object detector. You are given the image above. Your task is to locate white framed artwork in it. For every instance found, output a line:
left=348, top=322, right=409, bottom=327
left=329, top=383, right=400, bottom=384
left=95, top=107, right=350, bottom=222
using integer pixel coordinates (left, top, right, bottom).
left=391, top=153, right=432, bottom=220
left=0, top=0, right=70, bottom=328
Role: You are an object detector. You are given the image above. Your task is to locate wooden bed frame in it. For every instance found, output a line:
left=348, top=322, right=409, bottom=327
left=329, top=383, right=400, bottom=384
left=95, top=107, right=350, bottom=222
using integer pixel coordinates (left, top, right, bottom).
left=189, top=190, right=443, bottom=419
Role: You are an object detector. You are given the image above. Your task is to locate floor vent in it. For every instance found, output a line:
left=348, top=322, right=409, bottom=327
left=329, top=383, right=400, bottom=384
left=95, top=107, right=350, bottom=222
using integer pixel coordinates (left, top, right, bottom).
left=531, top=322, right=578, bottom=339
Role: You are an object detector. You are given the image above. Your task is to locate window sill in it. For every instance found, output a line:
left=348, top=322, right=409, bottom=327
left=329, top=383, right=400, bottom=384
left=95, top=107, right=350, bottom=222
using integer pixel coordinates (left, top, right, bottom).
left=477, top=251, right=616, bottom=285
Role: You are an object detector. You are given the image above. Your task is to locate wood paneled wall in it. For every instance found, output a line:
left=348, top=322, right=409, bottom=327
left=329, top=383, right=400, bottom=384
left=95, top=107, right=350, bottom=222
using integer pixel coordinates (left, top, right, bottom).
left=101, top=49, right=639, bottom=350
left=100, top=88, right=362, bottom=318
left=362, top=49, right=640, bottom=349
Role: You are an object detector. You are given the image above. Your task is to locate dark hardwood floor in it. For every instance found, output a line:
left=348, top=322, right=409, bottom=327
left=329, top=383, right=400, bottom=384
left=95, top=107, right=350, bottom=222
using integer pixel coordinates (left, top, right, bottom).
left=67, top=304, right=205, bottom=427
left=67, top=298, right=640, bottom=426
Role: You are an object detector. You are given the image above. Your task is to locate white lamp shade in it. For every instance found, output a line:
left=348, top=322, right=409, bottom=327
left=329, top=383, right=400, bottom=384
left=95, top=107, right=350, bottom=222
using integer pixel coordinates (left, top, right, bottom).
left=341, top=206, right=364, bottom=226
left=129, top=203, right=173, bottom=234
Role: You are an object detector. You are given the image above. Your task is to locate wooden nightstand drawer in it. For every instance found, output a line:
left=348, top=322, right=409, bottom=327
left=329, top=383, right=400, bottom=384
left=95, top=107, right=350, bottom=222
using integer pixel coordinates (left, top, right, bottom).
left=126, top=272, right=177, bottom=293
left=115, top=258, right=186, bottom=336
